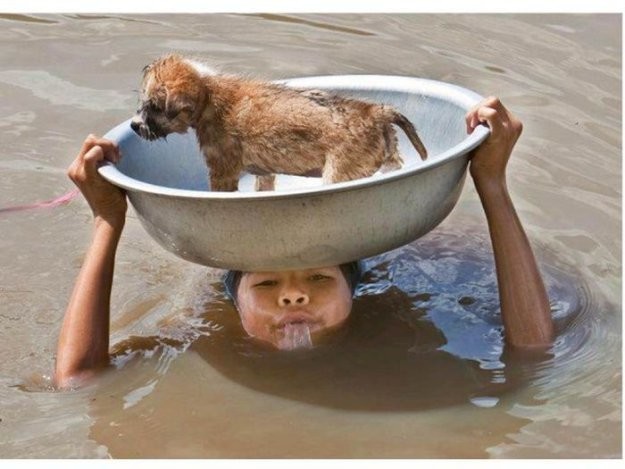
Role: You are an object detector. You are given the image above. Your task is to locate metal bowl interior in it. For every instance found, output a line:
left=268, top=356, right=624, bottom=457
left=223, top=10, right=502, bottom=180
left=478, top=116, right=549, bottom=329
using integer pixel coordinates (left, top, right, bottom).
left=99, top=75, right=489, bottom=270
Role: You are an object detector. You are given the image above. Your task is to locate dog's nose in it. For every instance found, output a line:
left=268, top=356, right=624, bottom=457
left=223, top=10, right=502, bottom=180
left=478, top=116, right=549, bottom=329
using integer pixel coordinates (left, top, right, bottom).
left=130, top=120, right=141, bottom=133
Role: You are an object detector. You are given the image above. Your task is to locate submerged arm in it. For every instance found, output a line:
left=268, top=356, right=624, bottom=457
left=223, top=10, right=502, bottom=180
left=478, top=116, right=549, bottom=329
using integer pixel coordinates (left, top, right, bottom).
left=467, top=97, right=554, bottom=348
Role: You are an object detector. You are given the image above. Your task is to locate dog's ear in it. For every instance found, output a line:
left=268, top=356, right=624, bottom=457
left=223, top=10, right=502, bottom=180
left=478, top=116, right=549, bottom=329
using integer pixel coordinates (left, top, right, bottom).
left=165, top=93, right=195, bottom=119
left=141, top=62, right=154, bottom=78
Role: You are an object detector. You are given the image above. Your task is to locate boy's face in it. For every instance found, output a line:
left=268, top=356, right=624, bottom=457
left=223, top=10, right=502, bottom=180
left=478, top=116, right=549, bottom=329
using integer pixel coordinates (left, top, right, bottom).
left=235, top=266, right=353, bottom=349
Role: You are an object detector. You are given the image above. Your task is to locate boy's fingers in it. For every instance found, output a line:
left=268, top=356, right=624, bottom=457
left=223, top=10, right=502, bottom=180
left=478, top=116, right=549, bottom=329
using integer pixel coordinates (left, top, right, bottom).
left=466, top=97, right=509, bottom=134
left=482, top=96, right=514, bottom=128
left=470, top=112, right=480, bottom=130
left=465, top=112, right=473, bottom=133
left=82, top=145, right=105, bottom=176
left=476, top=107, right=504, bottom=136
left=91, top=138, right=120, bottom=163
left=78, top=134, right=100, bottom=160
left=482, top=96, right=503, bottom=111
left=465, top=109, right=480, bottom=133
left=78, top=135, right=120, bottom=163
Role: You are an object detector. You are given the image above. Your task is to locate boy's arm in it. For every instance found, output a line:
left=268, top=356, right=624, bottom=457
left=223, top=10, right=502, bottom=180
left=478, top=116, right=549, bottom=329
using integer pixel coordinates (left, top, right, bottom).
left=467, top=97, right=554, bottom=348
left=55, top=136, right=126, bottom=388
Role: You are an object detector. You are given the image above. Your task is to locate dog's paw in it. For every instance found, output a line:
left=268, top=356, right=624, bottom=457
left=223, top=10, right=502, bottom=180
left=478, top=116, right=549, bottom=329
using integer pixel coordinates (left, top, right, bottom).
left=255, top=175, right=275, bottom=191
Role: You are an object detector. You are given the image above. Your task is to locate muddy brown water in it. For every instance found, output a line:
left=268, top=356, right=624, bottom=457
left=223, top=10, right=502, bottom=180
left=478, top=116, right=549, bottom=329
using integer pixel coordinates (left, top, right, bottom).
left=0, top=13, right=621, bottom=458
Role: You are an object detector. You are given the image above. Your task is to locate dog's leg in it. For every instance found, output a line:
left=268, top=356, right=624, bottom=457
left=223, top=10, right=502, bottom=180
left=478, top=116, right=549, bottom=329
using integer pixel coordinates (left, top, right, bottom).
left=210, top=175, right=239, bottom=192
left=209, top=168, right=239, bottom=191
left=322, top=154, right=375, bottom=184
left=380, top=124, right=404, bottom=173
left=255, top=175, right=275, bottom=191
left=321, top=155, right=339, bottom=185
left=204, top=147, right=241, bottom=192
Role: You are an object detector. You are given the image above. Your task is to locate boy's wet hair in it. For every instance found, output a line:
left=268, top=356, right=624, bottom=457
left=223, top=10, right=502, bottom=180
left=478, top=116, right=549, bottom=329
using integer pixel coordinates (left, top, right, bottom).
left=223, top=261, right=363, bottom=302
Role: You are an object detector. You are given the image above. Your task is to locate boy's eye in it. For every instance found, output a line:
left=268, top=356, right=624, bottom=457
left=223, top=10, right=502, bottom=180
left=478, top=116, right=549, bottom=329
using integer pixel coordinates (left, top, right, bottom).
left=309, top=274, right=330, bottom=281
left=253, top=280, right=278, bottom=287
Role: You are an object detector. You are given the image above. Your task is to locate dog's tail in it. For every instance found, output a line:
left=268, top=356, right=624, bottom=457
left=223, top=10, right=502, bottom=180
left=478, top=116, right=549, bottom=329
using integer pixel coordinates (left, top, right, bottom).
left=391, top=111, right=428, bottom=161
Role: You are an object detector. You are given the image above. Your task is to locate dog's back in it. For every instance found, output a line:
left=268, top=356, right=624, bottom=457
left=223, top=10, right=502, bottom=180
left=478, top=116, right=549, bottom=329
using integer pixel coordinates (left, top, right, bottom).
left=207, top=78, right=426, bottom=179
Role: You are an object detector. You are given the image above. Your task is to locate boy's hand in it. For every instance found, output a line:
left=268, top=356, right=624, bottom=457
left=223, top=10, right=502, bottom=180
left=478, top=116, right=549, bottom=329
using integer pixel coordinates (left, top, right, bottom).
left=67, top=135, right=127, bottom=227
left=465, top=96, right=523, bottom=185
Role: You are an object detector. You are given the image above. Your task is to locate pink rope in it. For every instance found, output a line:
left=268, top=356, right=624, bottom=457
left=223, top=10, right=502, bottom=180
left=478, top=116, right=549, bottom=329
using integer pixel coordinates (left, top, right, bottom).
left=0, top=188, right=80, bottom=214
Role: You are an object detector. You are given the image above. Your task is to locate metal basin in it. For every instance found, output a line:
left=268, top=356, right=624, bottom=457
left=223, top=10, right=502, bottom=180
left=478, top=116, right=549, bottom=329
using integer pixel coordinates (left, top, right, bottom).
left=99, top=75, right=489, bottom=271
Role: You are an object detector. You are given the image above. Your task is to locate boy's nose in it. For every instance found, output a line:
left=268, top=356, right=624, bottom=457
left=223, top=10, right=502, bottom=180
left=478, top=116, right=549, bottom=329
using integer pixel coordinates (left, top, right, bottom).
left=278, top=288, right=310, bottom=307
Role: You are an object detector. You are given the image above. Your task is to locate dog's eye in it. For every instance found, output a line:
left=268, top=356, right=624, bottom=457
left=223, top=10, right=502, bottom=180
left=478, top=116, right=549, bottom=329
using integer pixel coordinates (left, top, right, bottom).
left=165, top=108, right=180, bottom=119
left=147, top=102, right=163, bottom=113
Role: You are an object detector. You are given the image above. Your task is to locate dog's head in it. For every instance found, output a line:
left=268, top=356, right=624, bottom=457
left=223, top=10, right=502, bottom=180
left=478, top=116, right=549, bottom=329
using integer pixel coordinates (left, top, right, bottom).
left=131, top=54, right=207, bottom=141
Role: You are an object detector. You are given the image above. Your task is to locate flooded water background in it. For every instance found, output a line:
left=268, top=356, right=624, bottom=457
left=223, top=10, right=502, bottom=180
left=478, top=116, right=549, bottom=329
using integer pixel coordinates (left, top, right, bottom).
left=0, top=14, right=621, bottom=458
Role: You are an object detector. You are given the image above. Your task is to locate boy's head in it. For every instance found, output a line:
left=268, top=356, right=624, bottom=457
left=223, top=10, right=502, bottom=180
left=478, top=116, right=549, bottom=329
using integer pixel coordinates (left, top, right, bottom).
left=223, top=262, right=362, bottom=350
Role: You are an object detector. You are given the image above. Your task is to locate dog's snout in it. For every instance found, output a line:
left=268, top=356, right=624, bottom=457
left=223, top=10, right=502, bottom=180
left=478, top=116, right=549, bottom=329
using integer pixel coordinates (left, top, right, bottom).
left=130, top=114, right=162, bottom=141
left=130, top=116, right=151, bottom=139
left=130, top=119, right=142, bottom=133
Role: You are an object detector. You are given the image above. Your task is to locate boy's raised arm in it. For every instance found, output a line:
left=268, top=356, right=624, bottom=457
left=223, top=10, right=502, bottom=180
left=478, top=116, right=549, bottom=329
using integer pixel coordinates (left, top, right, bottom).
left=55, top=136, right=126, bottom=388
left=467, top=97, right=554, bottom=348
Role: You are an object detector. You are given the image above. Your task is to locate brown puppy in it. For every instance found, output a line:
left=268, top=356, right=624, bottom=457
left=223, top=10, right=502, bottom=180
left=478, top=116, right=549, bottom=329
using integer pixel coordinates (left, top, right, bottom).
left=131, top=54, right=427, bottom=192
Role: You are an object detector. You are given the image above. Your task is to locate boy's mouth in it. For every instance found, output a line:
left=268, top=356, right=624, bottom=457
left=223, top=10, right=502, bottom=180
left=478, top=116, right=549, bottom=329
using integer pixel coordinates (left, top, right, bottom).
left=277, top=321, right=314, bottom=351
left=276, top=311, right=318, bottom=330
